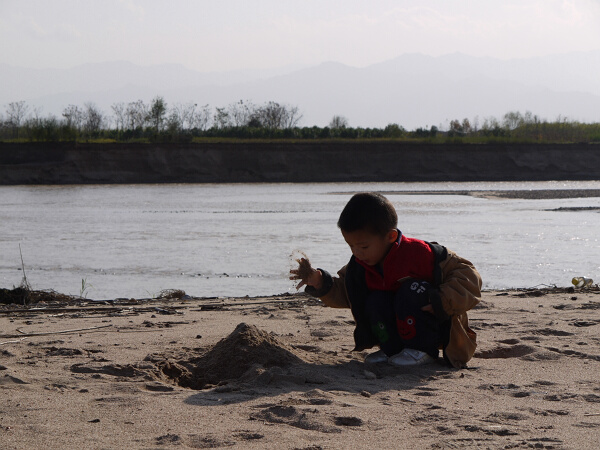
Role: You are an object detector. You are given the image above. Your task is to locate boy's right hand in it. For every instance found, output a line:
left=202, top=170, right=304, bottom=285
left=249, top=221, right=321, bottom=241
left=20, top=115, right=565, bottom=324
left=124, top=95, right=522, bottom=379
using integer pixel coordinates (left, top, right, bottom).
left=289, top=257, right=323, bottom=291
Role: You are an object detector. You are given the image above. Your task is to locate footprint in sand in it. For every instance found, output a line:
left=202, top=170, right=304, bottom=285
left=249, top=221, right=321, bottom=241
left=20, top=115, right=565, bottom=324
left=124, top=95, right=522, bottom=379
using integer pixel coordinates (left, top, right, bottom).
left=413, top=387, right=439, bottom=397
left=45, top=347, right=84, bottom=357
left=530, top=328, right=574, bottom=336
left=529, top=408, right=569, bottom=416
left=251, top=405, right=341, bottom=434
left=155, top=434, right=181, bottom=445
left=310, top=328, right=336, bottom=337
left=478, top=383, right=533, bottom=398
left=0, top=374, right=29, bottom=385
left=514, top=437, right=564, bottom=447
left=582, top=394, right=600, bottom=403
left=530, top=380, right=557, bottom=387
left=543, top=393, right=579, bottom=402
left=544, top=347, right=600, bottom=362
left=464, top=424, right=518, bottom=436
left=475, top=344, right=536, bottom=359
left=334, top=416, right=363, bottom=427
left=144, top=381, right=175, bottom=392
left=70, top=362, right=145, bottom=377
left=185, top=434, right=236, bottom=447
left=574, top=422, right=600, bottom=428
left=486, top=411, right=529, bottom=422
left=571, top=320, right=600, bottom=327
left=497, top=338, right=520, bottom=345
left=233, top=431, right=264, bottom=441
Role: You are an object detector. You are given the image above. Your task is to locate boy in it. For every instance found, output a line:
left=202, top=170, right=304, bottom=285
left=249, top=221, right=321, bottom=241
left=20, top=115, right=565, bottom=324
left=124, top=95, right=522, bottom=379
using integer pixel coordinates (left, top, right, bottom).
left=290, top=192, right=481, bottom=368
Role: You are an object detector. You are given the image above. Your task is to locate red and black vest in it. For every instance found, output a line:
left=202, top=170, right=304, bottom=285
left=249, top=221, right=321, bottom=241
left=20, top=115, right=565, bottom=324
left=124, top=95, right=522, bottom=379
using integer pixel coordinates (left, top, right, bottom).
left=355, top=233, right=435, bottom=292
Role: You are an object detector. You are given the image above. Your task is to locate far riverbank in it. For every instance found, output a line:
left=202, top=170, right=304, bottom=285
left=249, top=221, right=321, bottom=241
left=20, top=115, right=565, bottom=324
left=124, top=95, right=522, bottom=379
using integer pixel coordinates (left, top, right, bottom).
left=1, top=142, right=599, bottom=184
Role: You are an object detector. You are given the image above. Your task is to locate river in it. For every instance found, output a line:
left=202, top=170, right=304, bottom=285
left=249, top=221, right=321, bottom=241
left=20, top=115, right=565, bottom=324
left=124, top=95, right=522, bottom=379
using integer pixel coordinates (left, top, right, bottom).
left=1, top=181, right=599, bottom=299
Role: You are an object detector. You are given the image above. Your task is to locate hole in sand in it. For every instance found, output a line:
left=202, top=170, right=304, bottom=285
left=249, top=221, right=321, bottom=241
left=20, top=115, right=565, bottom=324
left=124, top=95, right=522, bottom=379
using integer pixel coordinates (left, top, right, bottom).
left=334, top=416, right=363, bottom=427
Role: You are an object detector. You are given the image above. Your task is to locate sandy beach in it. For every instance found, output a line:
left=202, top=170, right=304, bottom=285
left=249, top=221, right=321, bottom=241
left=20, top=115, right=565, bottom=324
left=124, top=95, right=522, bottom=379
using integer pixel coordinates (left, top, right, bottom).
left=1, top=287, right=599, bottom=449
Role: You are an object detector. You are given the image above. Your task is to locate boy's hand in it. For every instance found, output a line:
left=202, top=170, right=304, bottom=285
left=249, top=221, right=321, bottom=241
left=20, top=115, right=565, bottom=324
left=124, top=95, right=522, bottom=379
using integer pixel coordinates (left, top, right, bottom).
left=290, top=257, right=323, bottom=291
left=421, top=304, right=435, bottom=314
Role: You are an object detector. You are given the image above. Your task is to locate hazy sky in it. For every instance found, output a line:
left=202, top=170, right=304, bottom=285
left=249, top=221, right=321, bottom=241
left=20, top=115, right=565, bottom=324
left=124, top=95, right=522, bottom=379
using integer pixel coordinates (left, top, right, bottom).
left=2, top=0, right=600, bottom=72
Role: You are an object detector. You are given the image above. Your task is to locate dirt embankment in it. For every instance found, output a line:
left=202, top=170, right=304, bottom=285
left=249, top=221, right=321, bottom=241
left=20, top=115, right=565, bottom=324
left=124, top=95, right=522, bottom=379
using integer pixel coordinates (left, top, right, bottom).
left=1, top=141, right=599, bottom=184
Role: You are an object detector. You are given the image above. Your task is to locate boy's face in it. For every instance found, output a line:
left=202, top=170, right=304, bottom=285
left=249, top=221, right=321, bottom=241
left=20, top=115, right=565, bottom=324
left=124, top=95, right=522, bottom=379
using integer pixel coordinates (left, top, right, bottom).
left=341, top=228, right=398, bottom=267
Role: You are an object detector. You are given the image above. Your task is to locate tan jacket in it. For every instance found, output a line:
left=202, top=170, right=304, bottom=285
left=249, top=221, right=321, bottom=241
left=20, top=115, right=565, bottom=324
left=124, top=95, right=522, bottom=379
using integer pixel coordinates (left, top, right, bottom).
left=317, top=249, right=482, bottom=368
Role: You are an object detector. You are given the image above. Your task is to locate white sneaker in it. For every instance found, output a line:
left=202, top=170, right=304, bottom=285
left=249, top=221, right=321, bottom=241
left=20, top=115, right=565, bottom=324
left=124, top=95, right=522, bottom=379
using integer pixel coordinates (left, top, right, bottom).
left=388, top=348, right=435, bottom=366
left=364, top=349, right=388, bottom=364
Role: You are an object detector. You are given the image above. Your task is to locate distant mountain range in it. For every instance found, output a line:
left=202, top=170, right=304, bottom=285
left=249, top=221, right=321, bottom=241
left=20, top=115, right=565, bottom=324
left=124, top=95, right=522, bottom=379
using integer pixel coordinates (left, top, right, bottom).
left=2, top=52, right=599, bottom=129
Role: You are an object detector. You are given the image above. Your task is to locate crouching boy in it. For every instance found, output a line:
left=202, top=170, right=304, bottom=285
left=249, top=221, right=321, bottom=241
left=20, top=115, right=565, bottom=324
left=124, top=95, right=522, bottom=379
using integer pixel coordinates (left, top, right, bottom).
left=290, top=192, right=482, bottom=368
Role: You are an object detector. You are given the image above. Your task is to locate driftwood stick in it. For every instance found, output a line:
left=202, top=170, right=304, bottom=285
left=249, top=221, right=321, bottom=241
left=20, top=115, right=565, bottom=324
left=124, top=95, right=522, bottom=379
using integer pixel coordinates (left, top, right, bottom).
left=0, top=297, right=313, bottom=316
left=0, top=324, right=113, bottom=339
left=0, top=306, right=179, bottom=315
left=0, top=337, right=28, bottom=345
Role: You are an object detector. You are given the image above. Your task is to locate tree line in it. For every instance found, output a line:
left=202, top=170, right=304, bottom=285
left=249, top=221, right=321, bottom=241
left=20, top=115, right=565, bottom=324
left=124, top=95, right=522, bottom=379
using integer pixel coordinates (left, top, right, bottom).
left=1, top=97, right=599, bottom=143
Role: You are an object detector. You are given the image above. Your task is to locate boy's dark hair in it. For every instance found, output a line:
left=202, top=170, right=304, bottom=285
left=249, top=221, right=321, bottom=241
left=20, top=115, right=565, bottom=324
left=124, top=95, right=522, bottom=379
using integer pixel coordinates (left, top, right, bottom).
left=337, top=192, right=398, bottom=236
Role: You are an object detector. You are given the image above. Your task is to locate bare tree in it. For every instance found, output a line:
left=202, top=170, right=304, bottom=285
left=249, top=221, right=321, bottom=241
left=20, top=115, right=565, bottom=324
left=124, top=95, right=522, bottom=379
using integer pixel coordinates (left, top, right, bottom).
left=82, top=102, right=104, bottom=136
left=5, top=101, right=29, bottom=127
left=30, top=106, right=44, bottom=121
left=461, top=118, right=472, bottom=134
left=191, top=104, right=212, bottom=131
left=482, top=116, right=500, bottom=131
left=284, top=105, right=302, bottom=128
left=125, top=100, right=148, bottom=130
left=503, top=111, right=524, bottom=130
left=522, top=111, right=539, bottom=125
left=5, top=101, right=29, bottom=138
left=227, top=100, right=256, bottom=127
left=472, top=115, right=480, bottom=133
left=253, top=101, right=301, bottom=129
left=25, top=106, right=43, bottom=130
left=111, top=102, right=127, bottom=132
left=63, top=105, right=84, bottom=132
left=448, top=119, right=466, bottom=136
left=171, top=102, right=202, bottom=131
left=213, top=107, right=231, bottom=129
left=166, top=109, right=183, bottom=133
left=329, top=115, right=348, bottom=129
left=170, top=103, right=187, bottom=131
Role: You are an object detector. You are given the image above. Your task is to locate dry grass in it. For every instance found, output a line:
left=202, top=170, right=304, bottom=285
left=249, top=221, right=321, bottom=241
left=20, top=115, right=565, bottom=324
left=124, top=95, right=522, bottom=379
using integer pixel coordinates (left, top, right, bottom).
left=156, top=289, right=187, bottom=300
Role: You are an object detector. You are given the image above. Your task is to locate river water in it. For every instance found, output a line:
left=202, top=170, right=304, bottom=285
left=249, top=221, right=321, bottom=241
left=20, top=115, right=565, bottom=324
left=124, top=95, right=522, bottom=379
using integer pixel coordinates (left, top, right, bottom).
left=1, top=181, right=599, bottom=300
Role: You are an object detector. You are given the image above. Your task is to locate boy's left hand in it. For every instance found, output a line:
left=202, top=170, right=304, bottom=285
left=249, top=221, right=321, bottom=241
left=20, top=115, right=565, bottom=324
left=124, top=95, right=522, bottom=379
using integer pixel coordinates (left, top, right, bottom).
left=421, top=304, right=435, bottom=314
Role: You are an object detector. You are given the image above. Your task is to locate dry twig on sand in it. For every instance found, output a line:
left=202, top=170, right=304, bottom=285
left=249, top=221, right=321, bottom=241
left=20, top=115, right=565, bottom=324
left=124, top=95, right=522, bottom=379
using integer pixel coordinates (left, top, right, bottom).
left=0, top=324, right=113, bottom=339
left=156, top=289, right=187, bottom=300
left=0, top=337, right=28, bottom=345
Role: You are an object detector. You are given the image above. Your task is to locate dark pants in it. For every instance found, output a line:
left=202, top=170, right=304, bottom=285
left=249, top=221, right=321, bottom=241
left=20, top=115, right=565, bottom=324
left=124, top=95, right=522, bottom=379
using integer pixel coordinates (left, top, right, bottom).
left=364, top=280, right=447, bottom=358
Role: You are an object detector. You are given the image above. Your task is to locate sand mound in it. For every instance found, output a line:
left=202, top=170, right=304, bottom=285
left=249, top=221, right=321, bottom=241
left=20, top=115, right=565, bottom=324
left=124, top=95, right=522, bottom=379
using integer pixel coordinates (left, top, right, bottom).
left=152, top=323, right=305, bottom=390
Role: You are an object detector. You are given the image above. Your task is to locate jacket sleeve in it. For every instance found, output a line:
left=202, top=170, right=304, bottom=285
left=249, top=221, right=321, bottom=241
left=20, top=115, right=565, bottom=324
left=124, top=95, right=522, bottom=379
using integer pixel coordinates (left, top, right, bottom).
left=305, top=266, right=351, bottom=309
left=428, top=249, right=482, bottom=321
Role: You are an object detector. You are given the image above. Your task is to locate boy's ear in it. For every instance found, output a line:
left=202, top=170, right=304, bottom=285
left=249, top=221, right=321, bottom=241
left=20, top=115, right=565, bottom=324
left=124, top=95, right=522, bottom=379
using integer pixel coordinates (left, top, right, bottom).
left=387, top=229, right=399, bottom=243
